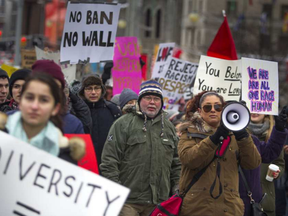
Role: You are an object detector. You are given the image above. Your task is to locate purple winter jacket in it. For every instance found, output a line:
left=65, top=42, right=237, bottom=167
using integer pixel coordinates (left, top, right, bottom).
left=239, top=127, right=288, bottom=216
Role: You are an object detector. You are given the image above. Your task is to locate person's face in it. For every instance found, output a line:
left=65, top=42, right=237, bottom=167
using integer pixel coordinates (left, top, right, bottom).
left=19, top=80, right=60, bottom=128
left=0, top=78, right=9, bottom=103
left=105, top=88, right=113, bottom=101
left=140, top=95, right=162, bottom=118
left=12, top=80, right=25, bottom=104
left=250, top=114, right=265, bottom=124
left=84, top=85, right=102, bottom=103
left=198, top=95, right=223, bottom=128
left=126, top=99, right=137, bottom=106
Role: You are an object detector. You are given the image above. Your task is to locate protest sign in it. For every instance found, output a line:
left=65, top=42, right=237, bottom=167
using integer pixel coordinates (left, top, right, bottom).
left=158, top=56, right=198, bottom=110
left=193, top=55, right=242, bottom=101
left=36, top=46, right=76, bottom=84
left=241, top=57, right=278, bottom=115
left=151, top=43, right=175, bottom=80
left=0, top=131, right=129, bottom=216
left=60, top=2, right=121, bottom=64
left=21, top=49, right=36, bottom=69
left=112, top=37, right=141, bottom=95
left=1, top=64, right=18, bottom=77
left=65, top=134, right=99, bottom=174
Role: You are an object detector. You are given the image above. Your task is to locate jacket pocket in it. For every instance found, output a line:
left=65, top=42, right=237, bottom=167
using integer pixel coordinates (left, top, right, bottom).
left=125, top=135, right=147, bottom=164
left=161, top=138, right=175, bottom=164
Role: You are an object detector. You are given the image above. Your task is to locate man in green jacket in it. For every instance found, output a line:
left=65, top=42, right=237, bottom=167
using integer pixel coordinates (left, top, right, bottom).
left=100, top=80, right=181, bottom=216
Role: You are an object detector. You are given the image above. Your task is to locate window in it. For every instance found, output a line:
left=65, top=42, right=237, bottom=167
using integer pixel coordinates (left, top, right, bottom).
left=227, top=0, right=237, bottom=15
left=155, top=9, right=161, bottom=38
left=281, top=5, right=288, bottom=19
left=145, top=9, right=151, bottom=38
left=262, top=4, right=272, bottom=20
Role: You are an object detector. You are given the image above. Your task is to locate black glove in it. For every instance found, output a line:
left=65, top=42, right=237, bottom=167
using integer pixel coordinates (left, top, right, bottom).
left=233, top=128, right=249, bottom=141
left=69, top=89, right=79, bottom=104
left=275, top=106, right=288, bottom=131
left=210, top=124, right=229, bottom=145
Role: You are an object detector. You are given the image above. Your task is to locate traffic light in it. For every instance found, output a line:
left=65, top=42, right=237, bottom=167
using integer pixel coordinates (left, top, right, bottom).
left=21, top=36, right=27, bottom=47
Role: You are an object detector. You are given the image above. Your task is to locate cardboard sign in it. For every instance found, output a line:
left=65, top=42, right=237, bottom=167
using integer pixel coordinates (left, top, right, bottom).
left=36, top=46, right=76, bottom=84
left=112, top=37, right=141, bottom=95
left=0, top=131, right=129, bottom=216
left=158, top=57, right=198, bottom=110
left=151, top=43, right=175, bottom=81
left=64, top=134, right=99, bottom=174
left=60, top=2, right=121, bottom=64
left=1, top=64, right=18, bottom=77
left=241, top=57, right=278, bottom=115
left=21, top=49, right=37, bottom=69
left=193, top=55, right=242, bottom=101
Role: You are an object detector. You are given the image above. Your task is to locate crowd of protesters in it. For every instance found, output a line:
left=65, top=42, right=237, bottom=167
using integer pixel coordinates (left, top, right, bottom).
left=0, top=60, right=288, bottom=216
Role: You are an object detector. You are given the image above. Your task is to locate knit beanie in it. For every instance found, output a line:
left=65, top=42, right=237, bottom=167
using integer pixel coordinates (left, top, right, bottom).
left=79, top=74, right=106, bottom=99
left=119, top=88, right=138, bottom=110
left=70, top=80, right=82, bottom=95
left=0, top=69, right=9, bottom=80
left=138, top=80, right=163, bottom=105
left=32, top=60, right=65, bottom=89
left=111, top=94, right=120, bottom=106
left=9, top=69, right=31, bottom=97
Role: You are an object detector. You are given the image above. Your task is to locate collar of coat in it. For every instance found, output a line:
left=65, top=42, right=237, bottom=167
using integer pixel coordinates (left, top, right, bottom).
left=178, top=112, right=215, bottom=134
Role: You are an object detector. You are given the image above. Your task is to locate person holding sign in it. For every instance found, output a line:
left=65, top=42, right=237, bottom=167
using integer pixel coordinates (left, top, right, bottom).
left=2, top=73, right=85, bottom=164
left=177, top=91, right=261, bottom=216
left=241, top=112, right=288, bottom=216
left=101, top=80, right=181, bottom=216
left=5, top=73, right=65, bottom=156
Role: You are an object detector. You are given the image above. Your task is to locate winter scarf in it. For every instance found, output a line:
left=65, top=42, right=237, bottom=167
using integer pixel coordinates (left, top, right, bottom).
left=247, top=119, right=270, bottom=138
left=6, top=112, right=60, bottom=156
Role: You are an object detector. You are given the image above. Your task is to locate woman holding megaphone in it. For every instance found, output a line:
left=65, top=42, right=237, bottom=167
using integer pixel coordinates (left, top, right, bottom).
left=177, top=91, right=287, bottom=216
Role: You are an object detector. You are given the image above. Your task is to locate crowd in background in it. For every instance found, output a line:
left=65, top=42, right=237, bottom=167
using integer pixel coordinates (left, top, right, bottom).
left=0, top=60, right=288, bottom=216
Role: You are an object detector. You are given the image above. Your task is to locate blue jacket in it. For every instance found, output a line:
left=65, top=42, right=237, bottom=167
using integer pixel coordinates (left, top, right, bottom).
left=239, top=127, right=288, bottom=216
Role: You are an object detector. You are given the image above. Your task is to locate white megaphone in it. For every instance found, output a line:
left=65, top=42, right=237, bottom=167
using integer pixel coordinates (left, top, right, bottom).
left=221, top=102, right=250, bottom=132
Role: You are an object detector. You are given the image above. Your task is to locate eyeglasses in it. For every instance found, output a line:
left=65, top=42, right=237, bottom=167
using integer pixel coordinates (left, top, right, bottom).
left=201, top=104, right=223, bottom=113
left=84, top=86, right=101, bottom=92
left=142, top=96, right=161, bottom=103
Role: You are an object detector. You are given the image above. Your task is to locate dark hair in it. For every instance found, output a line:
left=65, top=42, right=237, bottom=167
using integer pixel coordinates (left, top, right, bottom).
left=185, top=91, right=225, bottom=119
left=20, top=73, right=64, bottom=132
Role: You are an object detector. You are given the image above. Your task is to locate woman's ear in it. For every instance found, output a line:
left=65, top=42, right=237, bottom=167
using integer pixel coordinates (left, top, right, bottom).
left=198, top=107, right=201, bottom=114
left=51, top=103, right=61, bottom=116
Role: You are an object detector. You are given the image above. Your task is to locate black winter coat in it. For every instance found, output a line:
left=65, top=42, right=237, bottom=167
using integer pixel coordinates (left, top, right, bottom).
left=85, top=98, right=121, bottom=168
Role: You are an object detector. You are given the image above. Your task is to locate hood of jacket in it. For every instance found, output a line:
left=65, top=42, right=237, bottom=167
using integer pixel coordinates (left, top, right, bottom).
left=178, top=112, right=215, bottom=134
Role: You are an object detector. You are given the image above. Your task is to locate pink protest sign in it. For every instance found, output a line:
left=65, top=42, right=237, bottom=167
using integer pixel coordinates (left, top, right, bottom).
left=112, top=37, right=142, bottom=95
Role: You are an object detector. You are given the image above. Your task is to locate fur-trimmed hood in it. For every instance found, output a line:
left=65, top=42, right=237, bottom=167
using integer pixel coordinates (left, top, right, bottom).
left=178, top=112, right=215, bottom=134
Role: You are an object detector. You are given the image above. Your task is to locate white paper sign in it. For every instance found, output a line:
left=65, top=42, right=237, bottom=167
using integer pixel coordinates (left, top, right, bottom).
left=241, top=57, right=278, bottom=115
left=35, top=46, right=76, bottom=84
left=0, top=132, right=129, bottom=216
left=151, top=43, right=175, bottom=80
left=193, top=55, right=242, bottom=101
left=158, top=57, right=198, bottom=110
left=60, top=2, right=121, bottom=64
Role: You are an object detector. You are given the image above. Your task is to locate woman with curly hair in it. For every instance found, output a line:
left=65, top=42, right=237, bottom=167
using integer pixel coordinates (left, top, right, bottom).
left=177, top=91, right=287, bottom=216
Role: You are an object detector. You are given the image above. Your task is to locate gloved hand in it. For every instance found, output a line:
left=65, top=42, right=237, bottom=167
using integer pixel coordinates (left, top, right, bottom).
left=210, top=124, right=229, bottom=145
left=233, top=128, right=249, bottom=141
left=69, top=89, right=79, bottom=104
left=275, top=106, right=288, bottom=131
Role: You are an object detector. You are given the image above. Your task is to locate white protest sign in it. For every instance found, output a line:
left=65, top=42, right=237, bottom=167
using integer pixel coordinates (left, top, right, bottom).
left=35, top=46, right=76, bottom=84
left=158, top=56, right=198, bottom=110
left=151, top=43, right=175, bottom=80
left=193, top=55, right=242, bottom=101
left=241, top=57, right=278, bottom=115
left=60, top=2, right=121, bottom=64
left=0, top=131, right=129, bottom=216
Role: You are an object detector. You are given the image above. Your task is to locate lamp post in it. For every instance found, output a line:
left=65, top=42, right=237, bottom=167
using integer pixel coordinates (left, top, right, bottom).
left=14, top=0, right=23, bottom=66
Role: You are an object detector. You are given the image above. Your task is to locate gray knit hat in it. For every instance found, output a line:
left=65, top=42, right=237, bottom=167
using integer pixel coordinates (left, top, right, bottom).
left=111, top=94, right=120, bottom=106
left=119, top=88, right=138, bottom=109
